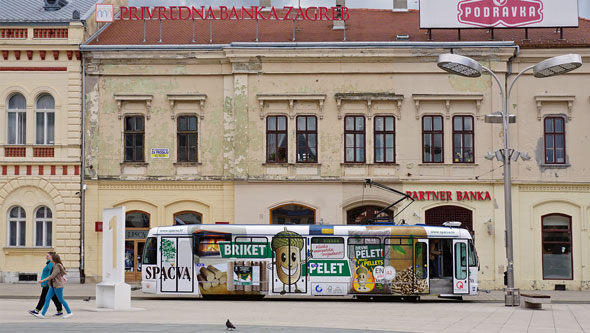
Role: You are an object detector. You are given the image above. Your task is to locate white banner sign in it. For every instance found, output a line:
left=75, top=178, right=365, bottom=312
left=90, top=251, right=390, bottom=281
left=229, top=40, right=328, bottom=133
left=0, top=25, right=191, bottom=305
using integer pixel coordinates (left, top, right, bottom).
left=420, top=0, right=578, bottom=28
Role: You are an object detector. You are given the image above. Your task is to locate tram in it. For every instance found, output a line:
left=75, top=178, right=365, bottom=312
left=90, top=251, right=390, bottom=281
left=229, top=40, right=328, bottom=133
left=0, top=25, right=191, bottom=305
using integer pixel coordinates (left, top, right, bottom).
left=141, top=222, right=479, bottom=299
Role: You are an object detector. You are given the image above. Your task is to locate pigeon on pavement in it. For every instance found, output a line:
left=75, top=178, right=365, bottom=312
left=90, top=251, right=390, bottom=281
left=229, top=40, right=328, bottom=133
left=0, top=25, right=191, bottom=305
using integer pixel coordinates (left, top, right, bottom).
left=83, top=297, right=91, bottom=302
left=226, top=319, right=236, bottom=330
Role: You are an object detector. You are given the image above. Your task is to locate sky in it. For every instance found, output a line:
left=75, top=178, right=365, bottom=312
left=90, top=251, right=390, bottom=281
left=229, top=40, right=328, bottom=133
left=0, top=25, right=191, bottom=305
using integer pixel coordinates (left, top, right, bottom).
left=128, top=0, right=420, bottom=9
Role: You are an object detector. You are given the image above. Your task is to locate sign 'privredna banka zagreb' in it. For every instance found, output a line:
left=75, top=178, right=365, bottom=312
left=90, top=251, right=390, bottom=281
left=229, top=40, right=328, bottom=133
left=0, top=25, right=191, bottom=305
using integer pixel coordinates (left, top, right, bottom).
left=420, top=0, right=578, bottom=28
left=117, top=6, right=350, bottom=21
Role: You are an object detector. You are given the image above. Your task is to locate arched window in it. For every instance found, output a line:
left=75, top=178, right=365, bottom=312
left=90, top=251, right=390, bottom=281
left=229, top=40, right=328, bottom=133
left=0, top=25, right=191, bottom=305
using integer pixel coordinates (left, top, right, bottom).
left=8, top=206, right=26, bottom=246
left=271, top=204, right=315, bottom=224
left=174, top=211, right=202, bottom=225
left=542, top=214, right=572, bottom=280
left=346, top=205, right=393, bottom=224
left=425, top=205, right=473, bottom=233
left=125, top=211, right=150, bottom=228
left=7, top=94, right=26, bottom=145
left=35, top=206, right=52, bottom=247
left=35, top=94, right=55, bottom=145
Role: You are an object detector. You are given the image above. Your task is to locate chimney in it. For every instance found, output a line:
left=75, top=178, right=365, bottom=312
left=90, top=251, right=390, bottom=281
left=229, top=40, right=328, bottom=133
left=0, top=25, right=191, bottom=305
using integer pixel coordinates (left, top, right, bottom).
left=393, top=0, right=408, bottom=12
left=44, top=0, right=69, bottom=11
left=333, top=0, right=345, bottom=30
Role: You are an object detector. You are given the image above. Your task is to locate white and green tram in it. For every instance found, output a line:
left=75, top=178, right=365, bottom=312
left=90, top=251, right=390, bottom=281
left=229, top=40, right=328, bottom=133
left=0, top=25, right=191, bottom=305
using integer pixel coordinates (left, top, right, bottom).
left=141, top=223, right=479, bottom=299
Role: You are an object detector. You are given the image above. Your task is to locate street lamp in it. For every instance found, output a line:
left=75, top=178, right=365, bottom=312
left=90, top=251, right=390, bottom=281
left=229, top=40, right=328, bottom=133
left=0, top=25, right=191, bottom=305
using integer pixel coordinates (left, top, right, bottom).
left=437, top=53, right=582, bottom=306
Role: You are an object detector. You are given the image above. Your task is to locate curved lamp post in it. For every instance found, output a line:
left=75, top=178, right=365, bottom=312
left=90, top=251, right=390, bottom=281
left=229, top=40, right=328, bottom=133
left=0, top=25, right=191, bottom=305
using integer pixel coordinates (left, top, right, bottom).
left=437, top=53, right=582, bottom=306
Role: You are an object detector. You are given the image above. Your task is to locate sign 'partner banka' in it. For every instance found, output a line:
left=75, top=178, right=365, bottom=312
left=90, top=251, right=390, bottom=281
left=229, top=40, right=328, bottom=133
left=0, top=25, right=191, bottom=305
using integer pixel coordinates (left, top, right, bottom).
left=420, top=0, right=578, bottom=28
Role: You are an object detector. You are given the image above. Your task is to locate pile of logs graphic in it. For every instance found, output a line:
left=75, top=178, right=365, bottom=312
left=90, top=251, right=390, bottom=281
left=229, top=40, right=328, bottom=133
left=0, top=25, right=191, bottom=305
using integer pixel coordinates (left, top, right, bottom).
left=197, top=265, right=227, bottom=291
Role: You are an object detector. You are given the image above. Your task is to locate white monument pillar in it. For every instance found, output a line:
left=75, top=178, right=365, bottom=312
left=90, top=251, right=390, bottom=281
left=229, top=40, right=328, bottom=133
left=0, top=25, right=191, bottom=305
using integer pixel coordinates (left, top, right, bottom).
left=96, top=206, right=131, bottom=310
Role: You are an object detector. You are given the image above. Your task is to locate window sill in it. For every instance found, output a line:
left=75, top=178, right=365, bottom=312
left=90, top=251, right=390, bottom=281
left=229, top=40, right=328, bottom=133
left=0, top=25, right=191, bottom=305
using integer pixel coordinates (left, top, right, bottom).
left=373, top=163, right=399, bottom=166
left=3, top=247, right=54, bottom=255
left=263, top=163, right=290, bottom=167
left=340, top=163, right=367, bottom=166
left=120, top=162, right=149, bottom=167
left=540, top=163, right=570, bottom=169
left=173, top=162, right=202, bottom=166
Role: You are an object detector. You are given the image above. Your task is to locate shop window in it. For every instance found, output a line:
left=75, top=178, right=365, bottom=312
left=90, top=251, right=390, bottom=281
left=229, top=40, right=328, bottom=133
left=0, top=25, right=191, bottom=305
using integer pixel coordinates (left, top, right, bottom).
left=374, top=116, right=395, bottom=163
left=296, top=115, right=318, bottom=163
left=174, top=211, right=202, bottom=225
left=423, top=115, right=443, bottom=163
left=344, top=116, right=365, bottom=163
left=8, top=206, right=26, bottom=247
left=34, top=206, right=52, bottom=247
left=125, top=211, right=150, bottom=228
left=452, top=115, right=474, bottom=163
left=542, top=214, right=573, bottom=280
left=177, top=115, right=198, bottom=162
left=267, top=115, right=287, bottom=163
left=346, top=205, right=393, bottom=224
left=271, top=204, right=315, bottom=224
left=124, top=116, right=144, bottom=162
left=7, top=94, right=26, bottom=145
left=544, top=117, right=566, bottom=164
left=35, top=94, right=55, bottom=145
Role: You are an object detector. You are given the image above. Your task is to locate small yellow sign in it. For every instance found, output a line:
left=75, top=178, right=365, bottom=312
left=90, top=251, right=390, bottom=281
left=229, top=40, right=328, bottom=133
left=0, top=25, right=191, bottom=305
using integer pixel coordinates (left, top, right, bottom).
left=151, top=148, right=169, bottom=159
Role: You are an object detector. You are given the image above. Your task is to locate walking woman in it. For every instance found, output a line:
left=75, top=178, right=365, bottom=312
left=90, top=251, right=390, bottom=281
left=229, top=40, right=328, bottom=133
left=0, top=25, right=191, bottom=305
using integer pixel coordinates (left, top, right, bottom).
left=33, top=253, right=73, bottom=319
left=29, top=252, right=63, bottom=316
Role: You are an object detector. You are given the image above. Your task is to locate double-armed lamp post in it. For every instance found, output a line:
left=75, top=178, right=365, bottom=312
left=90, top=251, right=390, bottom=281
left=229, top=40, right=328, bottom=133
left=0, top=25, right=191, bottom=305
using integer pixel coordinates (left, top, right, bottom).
left=437, top=52, right=582, bottom=306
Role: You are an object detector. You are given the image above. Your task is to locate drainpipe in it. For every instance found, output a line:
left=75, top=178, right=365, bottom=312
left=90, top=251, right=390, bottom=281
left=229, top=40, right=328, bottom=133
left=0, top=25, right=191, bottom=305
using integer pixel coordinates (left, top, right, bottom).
left=80, top=54, right=86, bottom=283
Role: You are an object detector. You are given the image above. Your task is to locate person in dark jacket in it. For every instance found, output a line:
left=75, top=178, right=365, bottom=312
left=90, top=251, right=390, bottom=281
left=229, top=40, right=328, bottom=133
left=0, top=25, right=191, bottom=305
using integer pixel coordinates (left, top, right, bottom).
left=29, top=252, right=63, bottom=316
left=33, top=253, right=72, bottom=319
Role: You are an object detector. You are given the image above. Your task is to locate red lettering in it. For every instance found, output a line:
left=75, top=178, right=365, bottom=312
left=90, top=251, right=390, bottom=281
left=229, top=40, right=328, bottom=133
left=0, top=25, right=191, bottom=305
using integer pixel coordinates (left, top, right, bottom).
left=283, top=6, right=294, bottom=20
left=268, top=7, right=280, bottom=20
left=120, top=6, right=129, bottom=20
left=485, top=191, right=491, bottom=200
left=129, top=6, right=140, bottom=20
left=179, top=6, right=191, bottom=20
left=419, top=191, right=425, bottom=201
left=477, top=192, right=484, bottom=200
left=169, top=6, right=178, bottom=20
left=319, top=7, right=330, bottom=20
left=220, top=6, right=229, bottom=20
left=305, top=7, right=318, bottom=21
left=456, top=191, right=462, bottom=201
left=229, top=7, right=239, bottom=20
left=242, top=6, right=254, bottom=19
left=157, top=6, right=169, bottom=20
left=341, top=7, right=350, bottom=21
left=294, top=7, right=305, bottom=20
left=406, top=191, right=413, bottom=200
left=255, top=6, right=266, bottom=20
left=433, top=191, right=439, bottom=200
left=412, top=191, right=419, bottom=201
left=440, top=191, right=446, bottom=200
left=192, top=6, right=205, bottom=19
left=447, top=191, right=453, bottom=201
left=205, top=6, right=216, bottom=20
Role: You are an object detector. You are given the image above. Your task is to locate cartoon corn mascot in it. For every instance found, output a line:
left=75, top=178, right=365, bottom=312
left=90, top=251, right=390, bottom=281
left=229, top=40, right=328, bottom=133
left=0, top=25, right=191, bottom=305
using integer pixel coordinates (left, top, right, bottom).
left=271, top=228, right=306, bottom=295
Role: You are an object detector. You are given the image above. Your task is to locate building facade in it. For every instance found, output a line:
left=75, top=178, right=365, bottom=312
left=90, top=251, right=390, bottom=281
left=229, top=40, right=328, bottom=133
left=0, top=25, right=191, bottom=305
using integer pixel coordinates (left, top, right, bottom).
left=81, top=8, right=590, bottom=290
left=0, top=0, right=99, bottom=283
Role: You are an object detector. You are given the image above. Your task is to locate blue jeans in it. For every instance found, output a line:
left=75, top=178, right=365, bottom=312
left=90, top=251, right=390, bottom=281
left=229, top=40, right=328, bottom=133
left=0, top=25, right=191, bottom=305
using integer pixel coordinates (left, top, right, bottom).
left=41, top=287, right=71, bottom=315
left=430, top=257, right=440, bottom=278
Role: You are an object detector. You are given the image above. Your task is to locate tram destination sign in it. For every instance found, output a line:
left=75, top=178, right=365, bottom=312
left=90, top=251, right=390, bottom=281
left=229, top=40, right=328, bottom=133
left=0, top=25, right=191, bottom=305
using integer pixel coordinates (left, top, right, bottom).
left=420, top=0, right=578, bottom=29
left=114, top=6, right=350, bottom=21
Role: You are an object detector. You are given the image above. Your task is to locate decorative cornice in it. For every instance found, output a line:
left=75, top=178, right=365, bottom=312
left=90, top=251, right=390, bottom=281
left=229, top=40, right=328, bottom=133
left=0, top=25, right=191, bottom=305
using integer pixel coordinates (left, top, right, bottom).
left=335, top=93, right=404, bottom=120
left=98, top=184, right=224, bottom=191
left=412, top=93, right=484, bottom=120
left=114, top=94, right=153, bottom=120
left=534, top=95, right=575, bottom=120
left=257, top=94, right=326, bottom=120
left=167, top=94, right=207, bottom=120
left=520, top=185, right=590, bottom=192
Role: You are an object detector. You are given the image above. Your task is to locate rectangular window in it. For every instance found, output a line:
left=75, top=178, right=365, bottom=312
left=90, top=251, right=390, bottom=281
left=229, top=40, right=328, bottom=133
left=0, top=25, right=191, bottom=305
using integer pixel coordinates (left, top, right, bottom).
left=454, top=242, right=467, bottom=280
left=374, top=116, right=395, bottom=163
left=453, top=115, right=474, bottom=163
left=177, top=115, right=198, bottom=162
left=344, top=116, right=365, bottom=163
left=423, top=115, right=444, bottom=163
left=142, top=237, right=158, bottom=265
left=267, top=116, right=288, bottom=163
left=7, top=111, right=26, bottom=145
left=347, top=237, right=381, bottom=259
left=296, top=116, right=318, bottom=163
left=544, top=117, right=566, bottom=164
left=36, top=112, right=55, bottom=145
left=542, top=215, right=573, bottom=280
left=8, top=221, right=25, bottom=247
left=311, top=237, right=345, bottom=259
left=124, top=116, right=145, bottom=162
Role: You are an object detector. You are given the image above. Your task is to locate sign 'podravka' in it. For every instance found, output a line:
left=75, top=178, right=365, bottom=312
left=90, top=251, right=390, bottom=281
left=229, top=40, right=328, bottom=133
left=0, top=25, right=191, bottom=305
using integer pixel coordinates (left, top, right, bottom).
left=419, top=0, right=578, bottom=28
left=117, top=6, right=350, bottom=21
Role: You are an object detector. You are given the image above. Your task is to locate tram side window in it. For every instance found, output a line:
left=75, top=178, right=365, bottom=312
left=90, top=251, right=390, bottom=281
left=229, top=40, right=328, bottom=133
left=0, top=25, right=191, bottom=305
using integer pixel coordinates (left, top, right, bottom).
left=143, top=237, right=157, bottom=265
left=454, top=242, right=467, bottom=280
left=194, top=237, right=222, bottom=257
left=468, top=241, right=478, bottom=267
left=415, top=242, right=428, bottom=279
left=311, top=237, right=345, bottom=259
left=348, top=237, right=382, bottom=259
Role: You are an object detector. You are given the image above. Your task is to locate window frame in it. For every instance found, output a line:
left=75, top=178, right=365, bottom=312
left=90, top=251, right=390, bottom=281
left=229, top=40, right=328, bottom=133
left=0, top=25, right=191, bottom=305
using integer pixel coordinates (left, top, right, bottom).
left=35, top=94, right=55, bottom=145
left=34, top=206, right=52, bottom=247
left=374, top=115, right=396, bottom=164
left=344, top=115, right=366, bottom=163
left=174, top=211, right=202, bottom=225
left=7, top=206, right=26, bottom=247
left=124, top=115, right=145, bottom=162
left=541, top=213, right=573, bottom=280
left=176, top=115, right=198, bottom=163
left=266, top=115, right=288, bottom=163
left=452, top=115, right=474, bottom=164
left=270, top=203, right=316, bottom=225
left=543, top=116, right=566, bottom=164
left=125, top=210, right=150, bottom=229
left=422, top=115, right=444, bottom=163
left=296, top=115, right=318, bottom=163
left=7, top=93, right=27, bottom=145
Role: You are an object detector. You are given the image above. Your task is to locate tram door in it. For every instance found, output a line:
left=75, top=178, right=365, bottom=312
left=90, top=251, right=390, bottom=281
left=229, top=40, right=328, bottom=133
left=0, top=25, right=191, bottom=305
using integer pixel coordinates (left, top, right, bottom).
left=415, top=240, right=430, bottom=294
left=271, top=236, right=308, bottom=294
left=452, top=239, right=469, bottom=294
left=159, top=237, right=194, bottom=293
